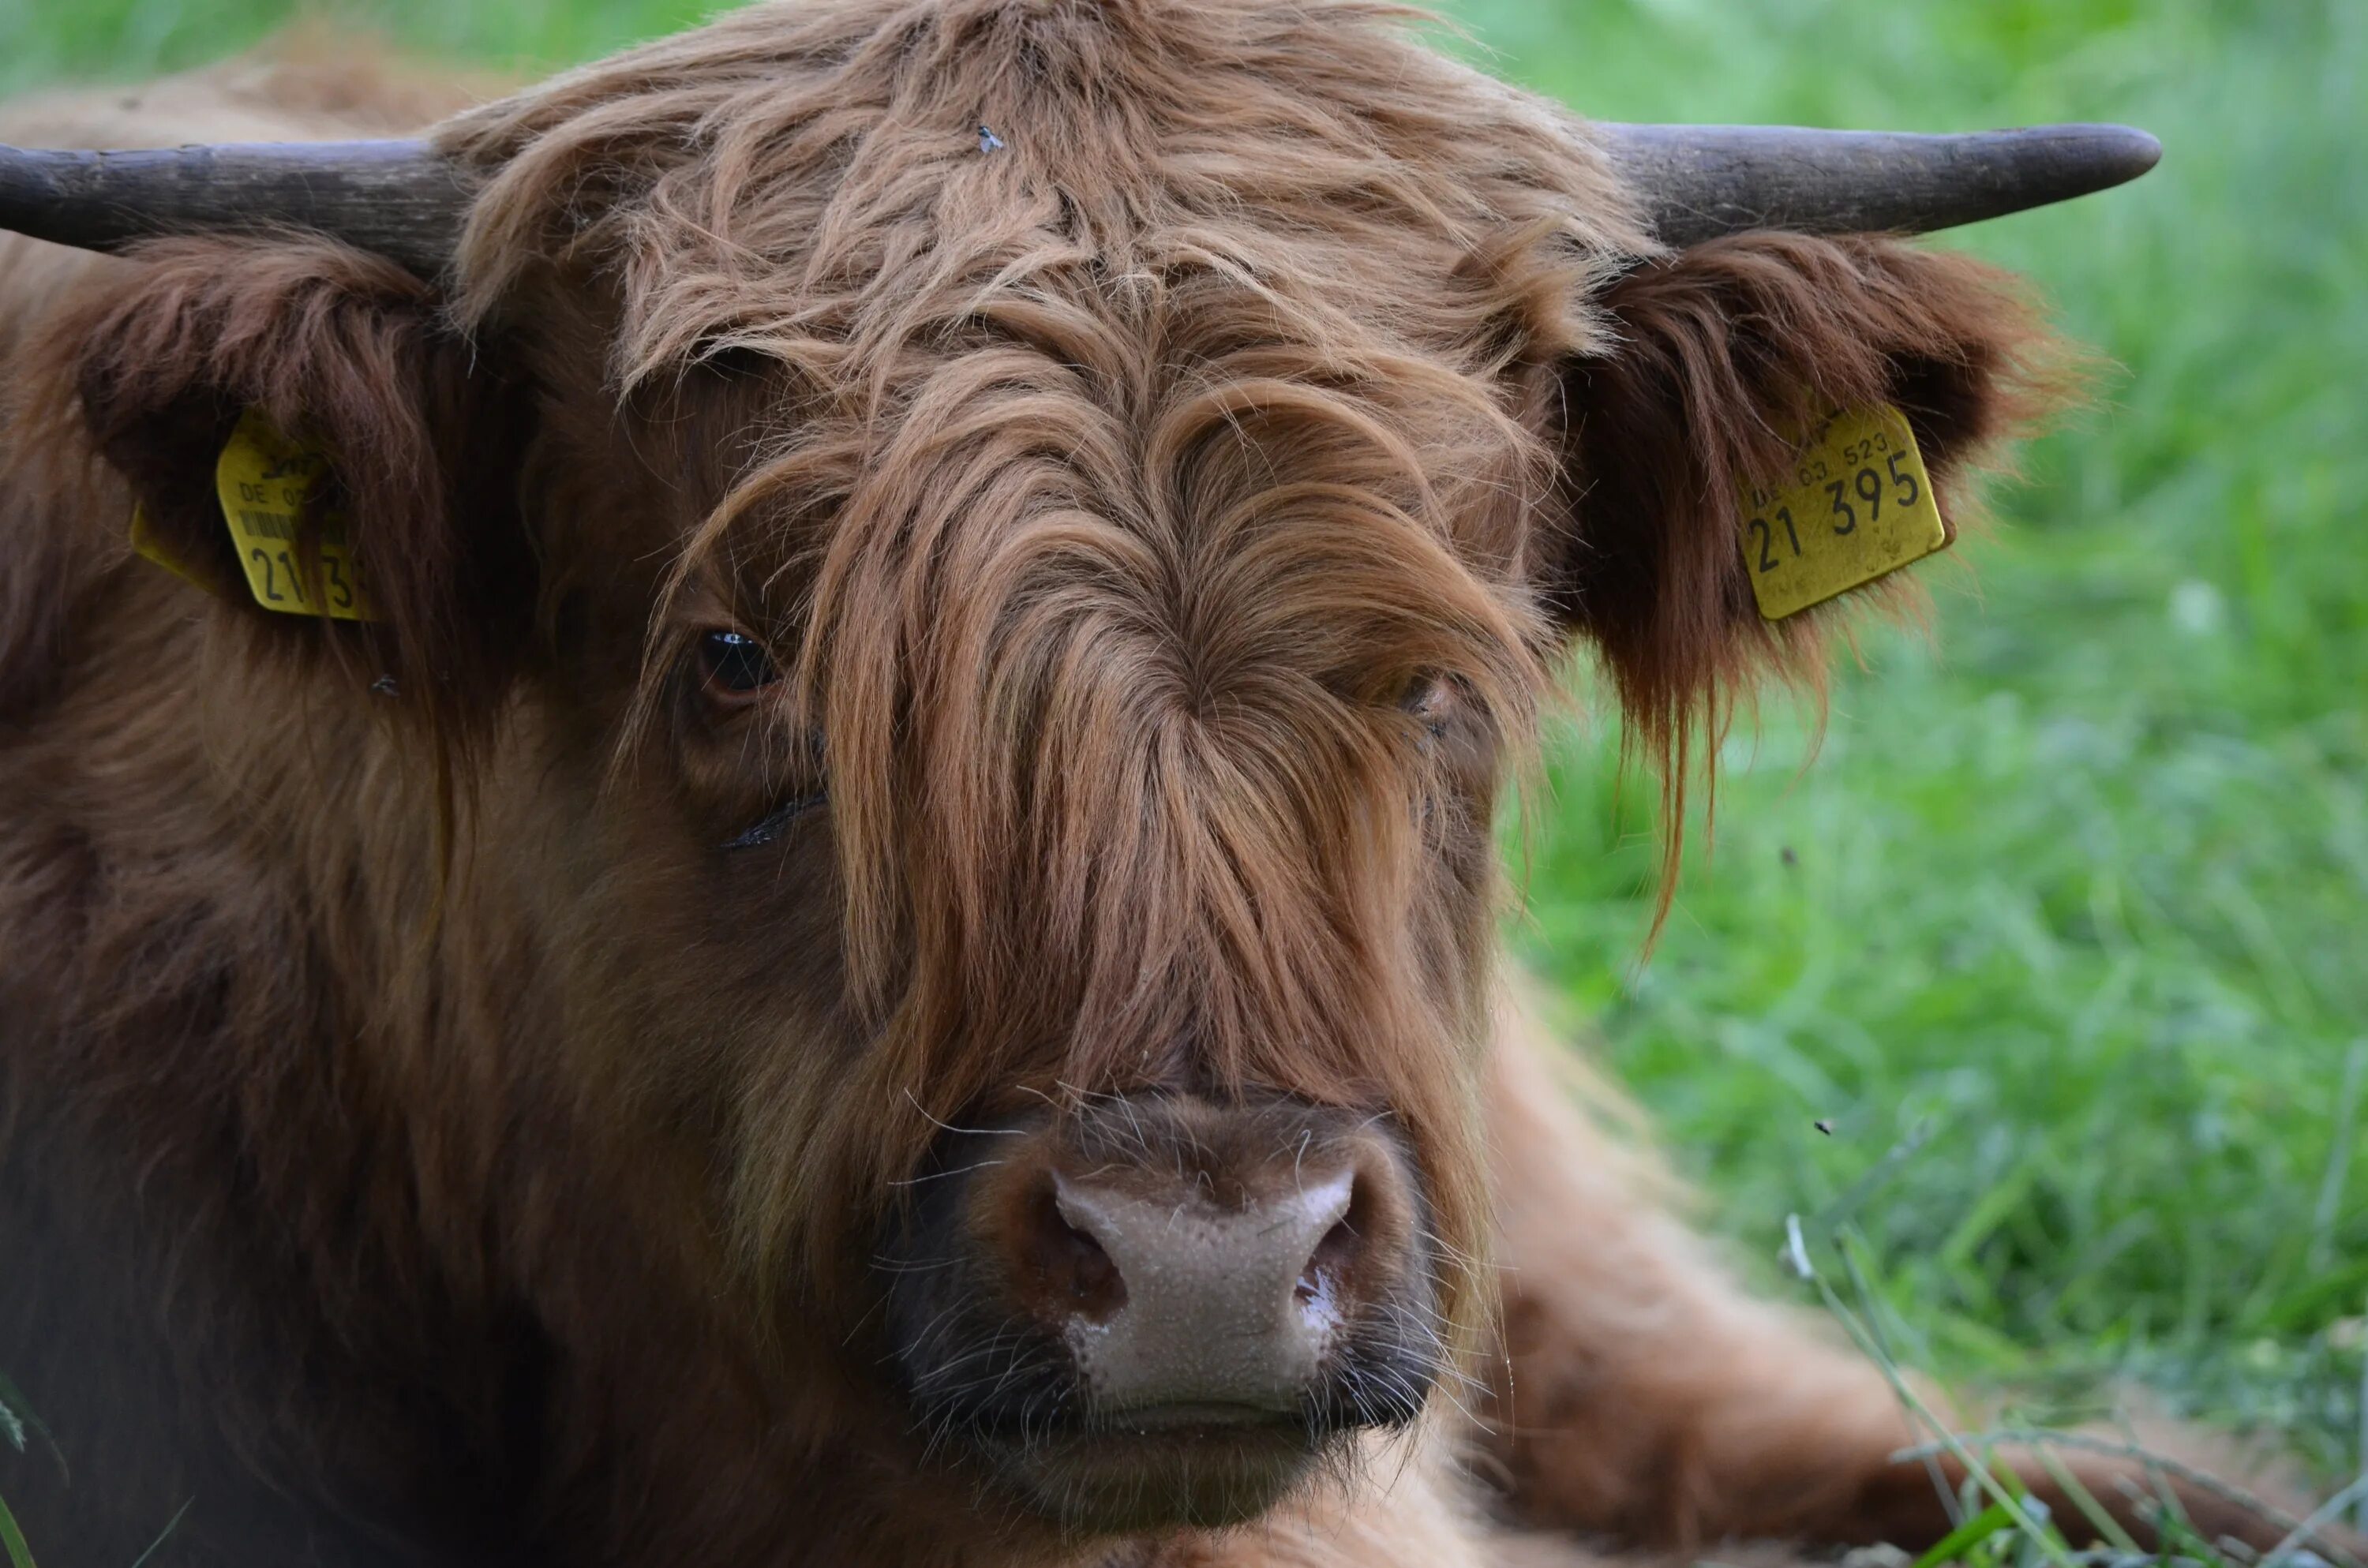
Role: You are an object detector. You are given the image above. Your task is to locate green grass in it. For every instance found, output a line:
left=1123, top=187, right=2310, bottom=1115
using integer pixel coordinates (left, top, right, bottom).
left=2, top=0, right=2362, bottom=1514
left=1473, top=0, right=2368, bottom=1478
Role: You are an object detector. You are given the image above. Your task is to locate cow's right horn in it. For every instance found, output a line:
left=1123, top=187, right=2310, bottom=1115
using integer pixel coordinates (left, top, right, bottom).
left=0, top=139, right=464, bottom=275
left=1595, top=122, right=2163, bottom=245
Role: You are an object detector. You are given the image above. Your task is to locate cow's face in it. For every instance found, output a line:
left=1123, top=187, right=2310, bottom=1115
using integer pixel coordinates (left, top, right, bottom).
left=463, top=69, right=1570, bottom=1520
left=64, top=0, right=2049, bottom=1536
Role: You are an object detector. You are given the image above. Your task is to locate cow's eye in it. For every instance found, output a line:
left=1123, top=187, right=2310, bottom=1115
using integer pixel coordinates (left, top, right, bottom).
left=1399, top=672, right=1455, bottom=740
left=699, top=629, right=779, bottom=699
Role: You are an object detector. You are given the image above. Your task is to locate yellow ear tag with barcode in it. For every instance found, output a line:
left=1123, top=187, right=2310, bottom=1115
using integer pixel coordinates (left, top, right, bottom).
left=1738, top=404, right=1950, bottom=620
left=213, top=408, right=377, bottom=622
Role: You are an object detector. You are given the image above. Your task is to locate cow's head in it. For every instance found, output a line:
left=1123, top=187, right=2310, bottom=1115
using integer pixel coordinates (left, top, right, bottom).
left=8, top=0, right=2139, bottom=1536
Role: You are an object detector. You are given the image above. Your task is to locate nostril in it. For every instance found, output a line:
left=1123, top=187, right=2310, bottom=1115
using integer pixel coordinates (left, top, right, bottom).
left=1025, top=1182, right=1127, bottom=1322
left=1296, top=1216, right=1358, bottom=1305
left=1294, top=1174, right=1367, bottom=1317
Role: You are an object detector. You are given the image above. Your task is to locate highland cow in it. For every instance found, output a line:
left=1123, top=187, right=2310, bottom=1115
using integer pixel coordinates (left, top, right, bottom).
left=0, top=3, right=2279, bottom=1566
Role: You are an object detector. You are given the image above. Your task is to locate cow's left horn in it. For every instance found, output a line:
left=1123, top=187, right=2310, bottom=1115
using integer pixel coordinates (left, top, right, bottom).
left=0, top=139, right=463, bottom=275
left=1596, top=122, right=2162, bottom=246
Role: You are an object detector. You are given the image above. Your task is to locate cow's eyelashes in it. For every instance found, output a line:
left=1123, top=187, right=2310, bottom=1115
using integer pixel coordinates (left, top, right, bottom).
left=698, top=628, right=780, bottom=702
left=722, top=788, right=828, bottom=851
left=719, top=724, right=828, bottom=850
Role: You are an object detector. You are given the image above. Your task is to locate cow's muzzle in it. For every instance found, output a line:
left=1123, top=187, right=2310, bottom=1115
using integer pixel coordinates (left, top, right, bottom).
left=876, top=1092, right=1441, bottom=1532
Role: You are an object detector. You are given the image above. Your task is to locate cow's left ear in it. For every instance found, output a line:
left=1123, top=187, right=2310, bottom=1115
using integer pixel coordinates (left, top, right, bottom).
left=61, top=236, right=534, bottom=726
left=1549, top=231, right=2066, bottom=752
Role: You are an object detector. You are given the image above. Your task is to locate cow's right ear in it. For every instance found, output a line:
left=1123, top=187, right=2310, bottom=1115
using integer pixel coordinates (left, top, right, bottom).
left=60, top=237, right=534, bottom=722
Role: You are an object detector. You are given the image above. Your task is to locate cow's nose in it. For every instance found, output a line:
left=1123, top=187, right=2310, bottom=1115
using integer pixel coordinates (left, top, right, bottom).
left=1022, top=1162, right=1365, bottom=1415
left=882, top=1095, right=1440, bottom=1527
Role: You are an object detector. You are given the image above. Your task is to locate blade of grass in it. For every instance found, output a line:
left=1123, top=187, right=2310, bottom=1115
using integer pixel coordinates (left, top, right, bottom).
left=0, top=1492, right=36, bottom=1568
left=2112, top=1479, right=2221, bottom=1568
left=1913, top=1499, right=2020, bottom=1568
left=2108, top=1401, right=2245, bottom=1568
left=126, top=1497, right=193, bottom=1568
left=2033, top=1442, right=2145, bottom=1555
left=0, top=1376, right=61, bottom=1483
left=1841, top=1226, right=1966, bottom=1530
left=2261, top=1476, right=2368, bottom=1568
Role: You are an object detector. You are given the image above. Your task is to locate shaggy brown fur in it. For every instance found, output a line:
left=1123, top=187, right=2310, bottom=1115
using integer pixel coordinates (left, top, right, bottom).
left=0, top=5, right=2285, bottom=1566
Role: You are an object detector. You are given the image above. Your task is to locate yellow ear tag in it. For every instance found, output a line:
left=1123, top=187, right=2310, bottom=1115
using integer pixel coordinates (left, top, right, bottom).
left=1738, top=404, right=1950, bottom=620
left=213, top=408, right=377, bottom=621
left=129, top=503, right=221, bottom=596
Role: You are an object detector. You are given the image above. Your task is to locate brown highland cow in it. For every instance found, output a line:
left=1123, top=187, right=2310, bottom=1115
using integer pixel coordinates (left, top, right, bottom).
left=0, top=3, right=2299, bottom=1565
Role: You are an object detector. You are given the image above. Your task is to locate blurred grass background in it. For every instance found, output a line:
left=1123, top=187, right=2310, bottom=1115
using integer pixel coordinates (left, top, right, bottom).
left=1, top=0, right=2359, bottom=1480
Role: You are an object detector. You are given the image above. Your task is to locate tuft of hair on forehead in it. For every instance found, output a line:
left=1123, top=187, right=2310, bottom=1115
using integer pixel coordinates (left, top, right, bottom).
left=432, top=0, right=1649, bottom=999
left=434, top=0, right=1648, bottom=357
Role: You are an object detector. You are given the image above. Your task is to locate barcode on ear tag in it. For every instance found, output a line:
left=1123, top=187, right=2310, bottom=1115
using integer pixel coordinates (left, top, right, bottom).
left=1738, top=404, right=1950, bottom=620
left=214, top=408, right=377, bottom=622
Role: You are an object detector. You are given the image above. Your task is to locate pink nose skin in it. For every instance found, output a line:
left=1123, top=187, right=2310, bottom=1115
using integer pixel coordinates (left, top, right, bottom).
left=1046, top=1166, right=1358, bottom=1420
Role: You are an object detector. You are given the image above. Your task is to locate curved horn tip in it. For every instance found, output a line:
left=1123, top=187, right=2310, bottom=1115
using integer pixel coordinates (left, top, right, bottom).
left=2066, top=122, right=2163, bottom=189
